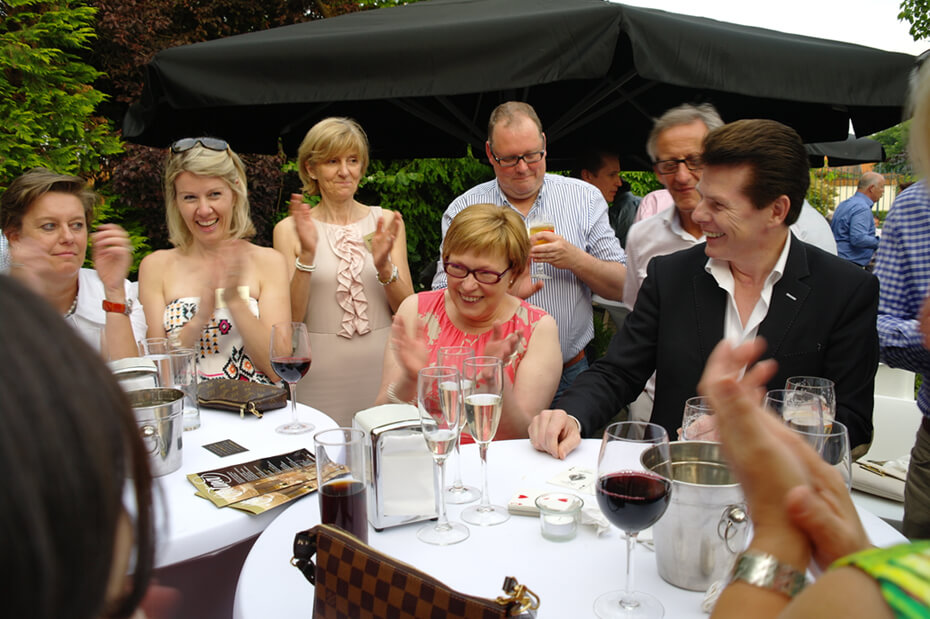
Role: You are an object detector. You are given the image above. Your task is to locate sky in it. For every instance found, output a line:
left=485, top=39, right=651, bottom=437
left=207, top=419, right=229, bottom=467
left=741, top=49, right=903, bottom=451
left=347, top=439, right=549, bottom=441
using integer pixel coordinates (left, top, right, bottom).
left=615, top=0, right=928, bottom=56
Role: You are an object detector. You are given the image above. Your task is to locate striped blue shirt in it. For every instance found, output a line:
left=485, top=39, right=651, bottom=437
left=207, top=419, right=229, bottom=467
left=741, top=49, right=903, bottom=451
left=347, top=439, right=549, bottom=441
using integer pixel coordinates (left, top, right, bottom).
left=872, top=181, right=930, bottom=417
left=431, top=174, right=626, bottom=362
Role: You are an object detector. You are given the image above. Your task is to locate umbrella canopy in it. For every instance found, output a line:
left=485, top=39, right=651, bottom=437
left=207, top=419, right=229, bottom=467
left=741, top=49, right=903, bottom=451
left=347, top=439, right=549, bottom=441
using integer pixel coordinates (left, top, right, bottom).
left=124, top=0, right=915, bottom=166
left=805, top=135, right=886, bottom=168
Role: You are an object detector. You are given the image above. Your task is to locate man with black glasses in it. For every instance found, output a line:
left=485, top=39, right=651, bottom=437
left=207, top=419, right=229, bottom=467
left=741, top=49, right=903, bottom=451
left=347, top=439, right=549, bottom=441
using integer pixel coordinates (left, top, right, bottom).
left=432, top=101, right=626, bottom=398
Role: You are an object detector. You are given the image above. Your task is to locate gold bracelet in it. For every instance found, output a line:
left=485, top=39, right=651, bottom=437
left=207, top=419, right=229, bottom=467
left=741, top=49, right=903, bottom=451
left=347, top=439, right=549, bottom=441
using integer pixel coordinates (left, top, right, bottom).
left=295, top=257, right=316, bottom=273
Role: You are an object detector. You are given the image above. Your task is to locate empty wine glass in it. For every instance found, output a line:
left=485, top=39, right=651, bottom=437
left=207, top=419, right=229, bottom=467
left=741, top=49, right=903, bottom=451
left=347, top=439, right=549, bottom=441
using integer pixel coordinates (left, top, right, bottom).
left=270, top=322, right=314, bottom=434
left=416, top=366, right=469, bottom=545
left=526, top=214, right=554, bottom=280
left=594, top=421, right=672, bottom=618
left=793, top=420, right=852, bottom=490
left=437, top=346, right=480, bottom=505
left=680, top=396, right=718, bottom=440
left=461, top=356, right=509, bottom=526
left=785, top=376, right=836, bottom=426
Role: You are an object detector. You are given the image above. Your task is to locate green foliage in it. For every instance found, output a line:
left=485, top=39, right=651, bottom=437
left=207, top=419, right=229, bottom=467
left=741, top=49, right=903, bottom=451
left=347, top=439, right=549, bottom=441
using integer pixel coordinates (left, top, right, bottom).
left=807, top=170, right=839, bottom=216
left=0, top=0, right=122, bottom=188
left=871, top=121, right=915, bottom=177
left=899, top=0, right=930, bottom=41
left=624, top=170, right=663, bottom=197
left=356, top=150, right=493, bottom=289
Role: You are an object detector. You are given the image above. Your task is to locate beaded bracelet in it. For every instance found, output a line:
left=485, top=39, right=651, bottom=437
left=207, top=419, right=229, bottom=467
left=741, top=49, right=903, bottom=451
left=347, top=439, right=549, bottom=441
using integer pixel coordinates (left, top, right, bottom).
left=295, top=257, right=316, bottom=273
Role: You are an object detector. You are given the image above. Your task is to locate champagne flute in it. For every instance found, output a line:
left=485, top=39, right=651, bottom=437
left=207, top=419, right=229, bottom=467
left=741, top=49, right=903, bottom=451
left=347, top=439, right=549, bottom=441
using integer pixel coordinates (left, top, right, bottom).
left=270, top=322, right=314, bottom=434
left=437, top=346, right=480, bottom=504
left=594, top=421, right=672, bottom=619
left=526, top=214, right=554, bottom=280
left=785, top=376, right=836, bottom=426
left=680, top=396, right=718, bottom=440
left=461, top=356, right=509, bottom=526
left=416, top=366, right=470, bottom=545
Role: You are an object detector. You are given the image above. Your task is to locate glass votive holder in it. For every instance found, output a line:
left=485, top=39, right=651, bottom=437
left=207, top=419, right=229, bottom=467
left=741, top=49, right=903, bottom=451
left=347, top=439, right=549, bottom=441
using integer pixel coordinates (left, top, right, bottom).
left=535, top=492, right=583, bottom=542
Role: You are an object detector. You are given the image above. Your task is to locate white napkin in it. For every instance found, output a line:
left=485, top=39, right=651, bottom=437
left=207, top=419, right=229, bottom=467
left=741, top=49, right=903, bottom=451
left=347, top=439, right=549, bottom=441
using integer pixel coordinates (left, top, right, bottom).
left=852, top=455, right=909, bottom=501
left=379, top=432, right=437, bottom=517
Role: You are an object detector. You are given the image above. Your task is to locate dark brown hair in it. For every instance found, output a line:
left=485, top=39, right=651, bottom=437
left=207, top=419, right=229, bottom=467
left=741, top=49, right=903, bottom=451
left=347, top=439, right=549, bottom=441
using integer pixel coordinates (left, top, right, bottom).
left=701, top=119, right=809, bottom=226
left=0, top=275, right=155, bottom=619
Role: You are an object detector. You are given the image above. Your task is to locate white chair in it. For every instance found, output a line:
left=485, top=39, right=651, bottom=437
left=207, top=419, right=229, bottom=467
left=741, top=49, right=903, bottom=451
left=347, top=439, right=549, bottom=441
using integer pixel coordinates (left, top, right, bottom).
left=874, top=363, right=916, bottom=399
left=867, top=394, right=922, bottom=463
left=591, top=294, right=632, bottom=332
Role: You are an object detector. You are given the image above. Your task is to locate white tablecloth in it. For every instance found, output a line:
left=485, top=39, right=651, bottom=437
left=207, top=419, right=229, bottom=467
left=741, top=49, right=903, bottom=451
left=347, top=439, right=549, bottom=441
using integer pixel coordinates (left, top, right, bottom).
left=151, top=403, right=337, bottom=567
left=233, top=438, right=906, bottom=618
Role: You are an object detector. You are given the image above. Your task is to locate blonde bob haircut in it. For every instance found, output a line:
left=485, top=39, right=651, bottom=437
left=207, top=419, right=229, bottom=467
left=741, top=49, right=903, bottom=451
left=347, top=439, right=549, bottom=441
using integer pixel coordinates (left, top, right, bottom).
left=163, top=144, right=256, bottom=250
left=297, top=117, right=370, bottom=195
left=443, top=204, right=529, bottom=280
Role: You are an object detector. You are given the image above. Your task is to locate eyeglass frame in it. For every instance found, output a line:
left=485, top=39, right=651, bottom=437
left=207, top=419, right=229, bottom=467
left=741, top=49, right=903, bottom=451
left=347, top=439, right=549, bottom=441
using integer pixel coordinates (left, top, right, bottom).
left=170, top=137, right=230, bottom=154
left=489, top=136, right=547, bottom=168
left=443, top=261, right=512, bottom=284
left=653, top=154, right=704, bottom=175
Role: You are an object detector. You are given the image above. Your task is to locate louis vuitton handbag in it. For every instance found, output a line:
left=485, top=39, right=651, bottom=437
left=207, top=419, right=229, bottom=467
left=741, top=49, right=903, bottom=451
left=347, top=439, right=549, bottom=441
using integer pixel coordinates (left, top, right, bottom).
left=197, top=378, right=287, bottom=418
left=292, top=524, right=539, bottom=618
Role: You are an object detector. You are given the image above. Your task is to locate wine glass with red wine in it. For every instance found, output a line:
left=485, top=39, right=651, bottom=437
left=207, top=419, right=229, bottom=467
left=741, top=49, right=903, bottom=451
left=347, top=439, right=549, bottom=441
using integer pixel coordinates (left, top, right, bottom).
left=594, top=421, right=672, bottom=619
left=270, top=322, right=314, bottom=434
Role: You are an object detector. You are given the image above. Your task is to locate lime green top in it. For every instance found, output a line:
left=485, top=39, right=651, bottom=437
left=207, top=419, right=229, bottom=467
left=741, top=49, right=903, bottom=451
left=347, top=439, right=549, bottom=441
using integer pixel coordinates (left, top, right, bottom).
left=831, top=541, right=930, bottom=618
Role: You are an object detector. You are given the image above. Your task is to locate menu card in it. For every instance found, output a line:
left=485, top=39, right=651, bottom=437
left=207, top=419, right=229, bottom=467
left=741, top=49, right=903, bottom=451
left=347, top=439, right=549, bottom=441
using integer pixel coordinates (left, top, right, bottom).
left=187, top=448, right=320, bottom=515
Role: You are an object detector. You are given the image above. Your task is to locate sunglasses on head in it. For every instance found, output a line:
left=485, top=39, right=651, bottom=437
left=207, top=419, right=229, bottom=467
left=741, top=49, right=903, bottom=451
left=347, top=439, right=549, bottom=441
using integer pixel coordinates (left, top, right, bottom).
left=170, top=137, right=229, bottom=153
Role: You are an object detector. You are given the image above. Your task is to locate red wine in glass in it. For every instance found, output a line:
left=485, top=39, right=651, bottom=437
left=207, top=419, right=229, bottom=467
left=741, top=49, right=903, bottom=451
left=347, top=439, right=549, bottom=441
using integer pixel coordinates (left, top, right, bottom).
left=270, top=357, right=311, bottom=383
left=596, top=471, right=671, bottom=533
left=270, top=322, right=314, bottom=434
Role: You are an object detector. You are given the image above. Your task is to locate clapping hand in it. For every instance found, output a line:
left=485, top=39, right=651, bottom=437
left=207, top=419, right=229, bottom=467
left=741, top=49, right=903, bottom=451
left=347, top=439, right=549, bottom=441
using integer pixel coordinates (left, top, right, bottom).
left=390, top=313, right=429, bottom=381
left=371, top=211, right=402, bottom=271
left=290, top=193, right=318, bottom=263
left=483, top=321, right=522, bottom=367
left=91, top=224, right=132, bottom=294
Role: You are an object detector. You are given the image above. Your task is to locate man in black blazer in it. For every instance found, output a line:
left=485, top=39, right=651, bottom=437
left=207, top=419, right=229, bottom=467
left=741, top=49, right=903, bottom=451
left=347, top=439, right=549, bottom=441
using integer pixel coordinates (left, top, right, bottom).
left=529, top=119, right=878, bottom=459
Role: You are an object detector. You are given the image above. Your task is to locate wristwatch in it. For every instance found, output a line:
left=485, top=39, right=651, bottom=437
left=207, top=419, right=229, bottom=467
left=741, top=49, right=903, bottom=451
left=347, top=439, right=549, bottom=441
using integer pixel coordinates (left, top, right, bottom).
left=730, top=550, right=808, bottom=598
left=102, top=298, right=133, bottom=316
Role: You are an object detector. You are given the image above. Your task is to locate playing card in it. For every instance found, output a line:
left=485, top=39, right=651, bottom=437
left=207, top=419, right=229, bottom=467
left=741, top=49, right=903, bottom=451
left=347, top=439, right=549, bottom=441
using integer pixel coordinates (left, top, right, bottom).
left=507, top=488, right=545, bottom=516
left=548, top=466, right=596, bottom=495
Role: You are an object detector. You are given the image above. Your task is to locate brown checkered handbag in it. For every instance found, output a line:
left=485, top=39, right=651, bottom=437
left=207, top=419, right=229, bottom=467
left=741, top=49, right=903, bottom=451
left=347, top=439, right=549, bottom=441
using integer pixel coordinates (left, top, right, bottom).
left=292, top=524, right=539, bottom=618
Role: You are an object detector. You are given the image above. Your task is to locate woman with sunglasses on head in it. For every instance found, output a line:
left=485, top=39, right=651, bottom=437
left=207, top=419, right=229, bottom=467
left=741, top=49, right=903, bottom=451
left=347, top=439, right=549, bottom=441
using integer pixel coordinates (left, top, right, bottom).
left=273, top=118, right=413, bottom=425
left=138, top=137, right=290, bottom=383
left=376, top=203, right=561, bottom=439
left=1, top=168, right=147, bottom=359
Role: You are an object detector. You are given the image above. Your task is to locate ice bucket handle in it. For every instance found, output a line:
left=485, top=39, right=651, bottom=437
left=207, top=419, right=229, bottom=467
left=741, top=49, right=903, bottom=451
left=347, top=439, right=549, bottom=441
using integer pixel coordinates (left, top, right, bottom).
left=717, top=504, right=750, bottom=555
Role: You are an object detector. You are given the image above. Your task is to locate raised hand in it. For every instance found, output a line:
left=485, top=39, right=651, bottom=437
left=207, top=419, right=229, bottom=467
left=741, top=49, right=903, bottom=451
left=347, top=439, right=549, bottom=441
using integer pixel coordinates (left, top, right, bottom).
left=290, top=194, right=318, bottom=262
left=509, top=259, right=544, bottom=299
left=390, top=313, right=429, bottom=381
left=483, top=321, right=522, bottom=366
left=91, top=224, right=133, bottom=293
left=371, top=211, right=401, bottom=271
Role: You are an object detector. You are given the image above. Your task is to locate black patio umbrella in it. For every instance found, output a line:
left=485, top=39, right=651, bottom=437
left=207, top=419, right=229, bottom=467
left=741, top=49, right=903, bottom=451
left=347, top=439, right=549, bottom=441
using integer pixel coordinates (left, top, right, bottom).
left=123, top=0, right=915, bottom=167
left=805, top=135, right=887, bottom=168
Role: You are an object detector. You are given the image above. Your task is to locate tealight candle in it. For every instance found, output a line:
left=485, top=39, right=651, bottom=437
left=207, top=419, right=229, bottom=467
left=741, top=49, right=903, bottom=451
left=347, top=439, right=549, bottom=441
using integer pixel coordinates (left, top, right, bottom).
left=535, top=492, right=583, bottom=542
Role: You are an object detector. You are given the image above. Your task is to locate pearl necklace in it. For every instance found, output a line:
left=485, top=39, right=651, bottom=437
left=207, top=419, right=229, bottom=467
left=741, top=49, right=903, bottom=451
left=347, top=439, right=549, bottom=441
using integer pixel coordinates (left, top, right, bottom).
left=63, top=289, right=78, bottom=318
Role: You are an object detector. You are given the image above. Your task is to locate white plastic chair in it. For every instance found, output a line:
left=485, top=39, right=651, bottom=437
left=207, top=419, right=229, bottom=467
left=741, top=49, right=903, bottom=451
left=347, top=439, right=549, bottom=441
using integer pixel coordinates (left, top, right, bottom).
left=874, top=363, right=917, bottom=399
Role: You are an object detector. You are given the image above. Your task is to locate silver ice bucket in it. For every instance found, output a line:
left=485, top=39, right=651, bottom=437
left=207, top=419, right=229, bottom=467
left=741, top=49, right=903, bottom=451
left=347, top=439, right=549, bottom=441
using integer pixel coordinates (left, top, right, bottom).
left=642, top=441, right=750, bottom=591
left=129, top=388, right=185, bottom=477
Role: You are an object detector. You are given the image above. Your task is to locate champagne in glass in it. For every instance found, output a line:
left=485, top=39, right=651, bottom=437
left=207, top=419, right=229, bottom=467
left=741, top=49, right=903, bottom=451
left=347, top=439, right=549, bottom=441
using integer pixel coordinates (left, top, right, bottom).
left=461, top=356, right=509, bottom=526
left=526, top=215, right=554, bottom=280
left=417, top=366, right=470, bottom=545
left=594, top=421, right=672, bottom=619
left=680, top=396, right=717, bottom=441
left=270, top=322, right=314, bottom=434
left=437, top=346, right=480, bottom=504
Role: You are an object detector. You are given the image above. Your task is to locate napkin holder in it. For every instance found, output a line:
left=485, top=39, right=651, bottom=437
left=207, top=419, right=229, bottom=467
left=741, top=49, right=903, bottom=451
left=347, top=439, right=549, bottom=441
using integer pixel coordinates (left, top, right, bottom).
left=354, top=404, right=437, bottom=531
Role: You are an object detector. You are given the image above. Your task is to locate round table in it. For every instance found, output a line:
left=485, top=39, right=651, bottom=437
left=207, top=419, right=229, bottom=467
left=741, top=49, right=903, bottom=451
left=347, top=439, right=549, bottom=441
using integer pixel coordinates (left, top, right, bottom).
left=233, top=438, right=906, bottom=618
left=151, top=402, right=337, bottom=567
